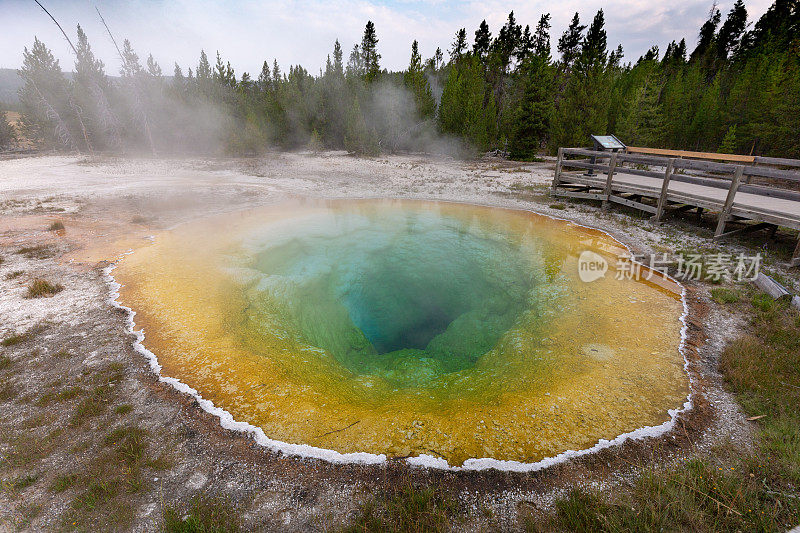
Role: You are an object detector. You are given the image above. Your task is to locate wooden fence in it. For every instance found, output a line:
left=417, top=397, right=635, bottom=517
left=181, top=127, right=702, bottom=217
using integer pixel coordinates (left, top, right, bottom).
left=551, top=147, right=800, bottom=267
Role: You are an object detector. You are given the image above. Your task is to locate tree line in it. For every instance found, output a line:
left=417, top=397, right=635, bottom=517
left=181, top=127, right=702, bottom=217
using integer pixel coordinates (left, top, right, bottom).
left=3, top=0, right=799, bottom=158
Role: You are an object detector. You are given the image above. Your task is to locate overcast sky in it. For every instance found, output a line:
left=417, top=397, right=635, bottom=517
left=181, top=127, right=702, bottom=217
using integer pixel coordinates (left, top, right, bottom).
left=0, top=0, right=773, bottom=76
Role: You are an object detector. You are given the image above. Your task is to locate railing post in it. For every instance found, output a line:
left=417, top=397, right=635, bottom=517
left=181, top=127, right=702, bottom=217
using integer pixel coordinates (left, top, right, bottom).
left=551, top=147, right=564, bottom=195
left=652, top=158, right=676, bottom=223
left=601, top=152, right=618, bottom=209
left=791, top=238, right=800, bottom=267
left=714, top=165, right=744, bottom=238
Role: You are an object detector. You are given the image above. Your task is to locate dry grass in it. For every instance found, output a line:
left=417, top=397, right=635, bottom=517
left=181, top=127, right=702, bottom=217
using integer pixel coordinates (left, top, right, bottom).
left=48, top=220, right=65, bottom=231
left=16, top=245, right=56, bottom=259
left=1, top=332, right=29, bottom=347
left=0, top=376, right=17, bottom=402
left=25, top=278, right=63, bottom=298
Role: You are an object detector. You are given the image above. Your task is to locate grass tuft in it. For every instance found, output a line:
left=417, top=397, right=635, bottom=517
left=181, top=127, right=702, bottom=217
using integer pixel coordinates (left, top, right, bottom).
left=1, top=332, right=29, bottom=347
left=104, top=426, right=148, bottom=466
left=50, top=474, right=79, bottom=493
left=37, top=386, right=84, bottom=406
left=70, top=385, right=111, bottom=424
left=0, top=356, right=11, bottom=370
left=115, top=404, right=133, bottom=415
left=5, top=270, right=24, bottom=280
left=1, top=474, right=39, bottom=495
left=162, top=495, right=241, bottom=533
left=711, top=287, right=741, bottom=304
left=0, top=376, right=16, bottom=402
left=342, top=483, right=457, bottom=533
left=16, top=245, right=55, bottom=259
left=48, top=221, right=65, bottom=231
left=25, top=278, right=63, bottom=298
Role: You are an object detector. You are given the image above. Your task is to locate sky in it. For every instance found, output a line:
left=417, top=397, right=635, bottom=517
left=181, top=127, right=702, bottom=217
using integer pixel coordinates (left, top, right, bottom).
left=0, top=0, right=773, bottom=76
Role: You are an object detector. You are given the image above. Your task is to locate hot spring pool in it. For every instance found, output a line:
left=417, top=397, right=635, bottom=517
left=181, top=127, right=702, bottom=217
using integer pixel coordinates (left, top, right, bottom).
left=113, top=199, right=689, bottom=468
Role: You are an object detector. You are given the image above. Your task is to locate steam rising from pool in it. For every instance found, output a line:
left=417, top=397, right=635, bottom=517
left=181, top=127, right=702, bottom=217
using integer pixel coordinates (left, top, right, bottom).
left=115, top=200, right=689, bottom=466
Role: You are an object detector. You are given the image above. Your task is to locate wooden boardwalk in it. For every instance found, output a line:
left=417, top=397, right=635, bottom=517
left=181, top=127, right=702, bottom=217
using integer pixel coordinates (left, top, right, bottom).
left=551, top=147, right=800, bottom=266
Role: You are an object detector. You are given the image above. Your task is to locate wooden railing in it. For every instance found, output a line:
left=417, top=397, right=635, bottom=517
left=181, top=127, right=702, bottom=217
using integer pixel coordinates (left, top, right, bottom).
left=551, top=147, right=800, bottom=266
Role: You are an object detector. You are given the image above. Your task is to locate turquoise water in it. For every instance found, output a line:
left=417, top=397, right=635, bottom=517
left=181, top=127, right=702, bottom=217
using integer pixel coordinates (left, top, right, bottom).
left=246, top=208, right=547, bottom=385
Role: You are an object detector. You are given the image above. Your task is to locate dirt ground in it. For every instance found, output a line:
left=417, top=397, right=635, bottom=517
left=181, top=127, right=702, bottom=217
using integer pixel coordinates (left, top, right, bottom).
left=0, top=151, right=795, bottom=531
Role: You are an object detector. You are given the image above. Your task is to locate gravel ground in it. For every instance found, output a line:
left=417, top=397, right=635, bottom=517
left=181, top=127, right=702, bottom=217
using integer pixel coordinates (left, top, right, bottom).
left=1, top=151, right=790, bottom=531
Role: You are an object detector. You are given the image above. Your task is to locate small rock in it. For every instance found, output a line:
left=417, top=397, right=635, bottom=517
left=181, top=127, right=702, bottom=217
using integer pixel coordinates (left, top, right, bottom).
left=186, top=472, right=208, bottom=490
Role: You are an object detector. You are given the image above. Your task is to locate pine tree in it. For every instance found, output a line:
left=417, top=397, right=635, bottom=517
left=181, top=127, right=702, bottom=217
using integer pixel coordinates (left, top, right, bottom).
left=195, top=50, right=211, bottom=85
left=344, top=97, right=378, bottom=154
left=581, top=10, right=608, bottom=67
left=493, top=11, right=522, bottom=72
left=473, top=21, right=491, bottom=61
left=75, top=25, right=105, bottom=83
left=557, top=13, right=586, bottom=71
left=533, top=14, right=552, bottom=58
left=430, top=48, right=444, bottom=70
left=450, top=29, right=468, bottom=62
left=616, top=70, right=664, bottom=147
left=508, top=51, right=554, bottom=159
left=18, top=37, right=74, bottom=148
left=361, top=21, right=381, bottom=81
left=118, top=39, right=156, bottom=153
left=551, top=10, right=612, bottom=149
left=688, top=74, right=724, bottom=149
left=120, top=40, right=142, bottom=77
left=718, top=124, right=738, bottom=153
left=257, top=61, right=271, bottom=92
left=609, top=44, right=624, bottom=67
left=173, top=63, right=186, bottom=95
left=214, top=51, right=225, bottom=81
left=272, top=60, right=281, bottom=88
left=690, top=7, right=721, bottom=61
left=745, top=0, right=800, bottom=51
left=716, top=0, right=748, bottom=59
left=347, top=45, right=363, bottom=77
left=333, top=40, right=344, bottom=77
left=73, top=24, right=120, bottom=149
left=439, top=54, right=495, bottom=148
left=404, top=40, right=436, bottom=118
left=147, top=54, right=162, bottom=78
left=0, top=111, right=17, bottom=149
left=517, top=25, right=534, bottom=62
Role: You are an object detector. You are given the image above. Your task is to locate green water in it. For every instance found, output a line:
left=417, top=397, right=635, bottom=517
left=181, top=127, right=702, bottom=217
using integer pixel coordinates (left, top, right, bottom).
left=245, top=208, right=546, bottom=386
